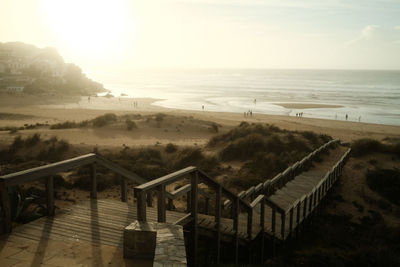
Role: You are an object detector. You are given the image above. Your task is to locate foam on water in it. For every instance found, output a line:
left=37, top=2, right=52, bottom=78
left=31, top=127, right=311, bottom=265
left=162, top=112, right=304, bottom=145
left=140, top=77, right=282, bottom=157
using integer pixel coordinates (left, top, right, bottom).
left=103, top=69, right=400, bottom=126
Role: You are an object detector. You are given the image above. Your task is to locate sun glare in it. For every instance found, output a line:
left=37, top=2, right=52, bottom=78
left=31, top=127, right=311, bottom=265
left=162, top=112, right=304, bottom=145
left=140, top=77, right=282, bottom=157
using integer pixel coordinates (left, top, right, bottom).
left=41, top=0, right=134, bottom=58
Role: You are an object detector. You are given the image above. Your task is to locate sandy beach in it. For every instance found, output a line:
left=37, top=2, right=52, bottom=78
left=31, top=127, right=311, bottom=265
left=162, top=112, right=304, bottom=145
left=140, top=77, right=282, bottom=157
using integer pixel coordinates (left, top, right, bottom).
left=1, top=94, right=400, bottom=148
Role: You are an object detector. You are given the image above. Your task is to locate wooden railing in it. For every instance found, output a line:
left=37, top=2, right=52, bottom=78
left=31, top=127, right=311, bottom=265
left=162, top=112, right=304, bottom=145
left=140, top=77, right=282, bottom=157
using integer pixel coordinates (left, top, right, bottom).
left=0, top=139, right=350, bottom=264
left=133, top=140, right=349, bottom=264
left=134, top=167, right=254, bottom=264
left=223, top=139, right=340, bottom=209
left=0, top=153, right=148, bottom=233
left=258, top=147, right=351, bottom=241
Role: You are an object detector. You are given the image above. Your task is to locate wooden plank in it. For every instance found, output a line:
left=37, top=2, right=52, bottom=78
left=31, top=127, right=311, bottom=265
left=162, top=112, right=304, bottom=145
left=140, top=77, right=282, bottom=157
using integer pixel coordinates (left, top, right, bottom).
left=135, top=166, right=196, bottom=191
left=260, top=200, right=265, bottom=263
left=191, top=171, right=199, bottom=266
left=247, top=209, right=253, bottom=240
left=289, top=207, right=294, bottom=235
left=1, top=154, right=96, bottom=186
left=233, top=197, right=239, bottom=263
left=157, top=184, right=166, bottom=222
left=215, top=185, right=222, bottom=263
left=137, top=190, right=147, bottom=221
left=95, top=155, right=147, bottom=184
left=10, top=199, right=188, bottom=248
left=170, top=184, right=191, bottom=198
left=174, top=214, right=192, bottom=226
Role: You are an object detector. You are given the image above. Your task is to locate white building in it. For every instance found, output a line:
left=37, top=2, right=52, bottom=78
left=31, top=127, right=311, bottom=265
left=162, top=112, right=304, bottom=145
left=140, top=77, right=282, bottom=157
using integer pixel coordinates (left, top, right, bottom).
left=0, top=62, right=5, bottom=73
left=6, top=86, right=24, bottom=93
left=7, top=59, right=29, bottom=75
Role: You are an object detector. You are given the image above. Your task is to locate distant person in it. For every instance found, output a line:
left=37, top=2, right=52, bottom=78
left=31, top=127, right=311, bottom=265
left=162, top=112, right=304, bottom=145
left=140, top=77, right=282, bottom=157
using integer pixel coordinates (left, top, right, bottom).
left=296, top=113, right=298, bottom=117
left=335, top=114, right=337, bottom=120
left=254, top=99, right=257, bottom=105
left=250, top=110, right=253, bottom=117
left=359, top=116, right=361, bottom=122
left=88, top=96, right=90, bottom=103
left=202, top=105, right=204, bottom=111
left=346, top=114, right=348, bottom=121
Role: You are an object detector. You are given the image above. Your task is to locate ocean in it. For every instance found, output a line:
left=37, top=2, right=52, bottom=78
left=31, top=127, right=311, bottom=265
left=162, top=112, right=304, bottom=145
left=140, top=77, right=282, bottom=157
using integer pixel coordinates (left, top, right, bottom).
left=103, top=69, right=400, bottom=126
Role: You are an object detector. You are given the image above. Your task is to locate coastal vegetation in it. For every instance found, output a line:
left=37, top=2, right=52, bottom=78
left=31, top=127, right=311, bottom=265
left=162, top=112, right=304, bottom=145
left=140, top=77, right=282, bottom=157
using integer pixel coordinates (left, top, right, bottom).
left=1, top=116, right=400, bottom=266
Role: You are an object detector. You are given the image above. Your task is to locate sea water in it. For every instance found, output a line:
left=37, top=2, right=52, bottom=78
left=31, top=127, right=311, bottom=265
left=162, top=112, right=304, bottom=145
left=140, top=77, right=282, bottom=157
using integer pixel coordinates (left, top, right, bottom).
left=103, top=69, right=400, bottom=126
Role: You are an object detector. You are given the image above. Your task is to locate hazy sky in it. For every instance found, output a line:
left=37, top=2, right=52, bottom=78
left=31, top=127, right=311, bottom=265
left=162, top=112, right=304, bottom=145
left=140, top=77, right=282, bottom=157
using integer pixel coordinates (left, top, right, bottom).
left=1, top=0, right=399, bottom=80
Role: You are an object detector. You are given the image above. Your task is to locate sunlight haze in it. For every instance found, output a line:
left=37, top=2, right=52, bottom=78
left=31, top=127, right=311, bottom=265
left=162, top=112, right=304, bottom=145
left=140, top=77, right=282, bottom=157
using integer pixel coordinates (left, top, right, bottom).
left=1, top=0, right=399, bottom=80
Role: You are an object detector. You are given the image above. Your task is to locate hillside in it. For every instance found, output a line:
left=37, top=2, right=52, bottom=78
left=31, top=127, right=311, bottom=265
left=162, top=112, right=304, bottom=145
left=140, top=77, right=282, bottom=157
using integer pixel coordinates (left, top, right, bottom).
left=0, top=42, right=106, bottom=96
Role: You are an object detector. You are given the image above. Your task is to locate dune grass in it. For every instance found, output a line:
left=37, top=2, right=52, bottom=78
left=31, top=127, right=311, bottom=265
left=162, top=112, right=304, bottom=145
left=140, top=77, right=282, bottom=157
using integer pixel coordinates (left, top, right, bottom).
left=352, top=138, right=400, bottom=157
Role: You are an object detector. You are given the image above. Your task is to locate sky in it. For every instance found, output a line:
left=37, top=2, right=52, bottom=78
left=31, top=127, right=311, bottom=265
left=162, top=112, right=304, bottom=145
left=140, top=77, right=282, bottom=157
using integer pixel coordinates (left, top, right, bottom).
left=0, top=0, right=399, bottom=80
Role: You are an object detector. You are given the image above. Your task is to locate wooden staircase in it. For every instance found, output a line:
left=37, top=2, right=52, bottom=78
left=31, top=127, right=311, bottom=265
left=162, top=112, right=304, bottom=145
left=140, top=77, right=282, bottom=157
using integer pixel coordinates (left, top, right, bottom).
left=134, top=139, right=351, bottom=264
left=0, top=139, right=351, bottom=265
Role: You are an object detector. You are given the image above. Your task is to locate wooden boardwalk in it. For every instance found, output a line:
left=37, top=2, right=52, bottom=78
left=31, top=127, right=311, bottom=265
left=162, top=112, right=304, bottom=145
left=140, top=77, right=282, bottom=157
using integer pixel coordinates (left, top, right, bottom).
left=9, top=199, right=187, bottom=248
left=196, top=145, right=349, bottom=241
left=0, top=140, right=351, bottom=265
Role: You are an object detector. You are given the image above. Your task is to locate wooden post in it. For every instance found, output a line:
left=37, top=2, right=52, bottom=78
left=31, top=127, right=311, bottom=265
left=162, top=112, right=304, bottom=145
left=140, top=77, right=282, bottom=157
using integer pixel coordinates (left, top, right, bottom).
left=90, top=163, right=97, bottom=199
left=296, top=202, right=301, bottom=238
left=120, top=176, right=127, bottom=202
left=137, top=190, right=147, bottom=221
left=46, top=176, right=55, bottom=216
left=205, top=197, right=209, bottom=215
left=281, top=212, right=286, bottom=240
left=0, top=180, right=11, bottom=233
left=147, top=192, right=153, bottom=207
left=271, top=206, right=276, bottom=257
left=289, top=207, right=294, bottom=237
left=233, top=197, right=239, bottom=264
left=191, top=171, right=199, bottom=265
left=303, top=196, right=308, bottom=220
left=157, top=184, right=166, bottom=223
left=186, top=191, right=191, bottom=213
left=260, top=199, right=265, bottom=264
left=313, top=191, right=317, bottom=209
left=215, top=186, right=222, bottom=263
left=167, top=198, right=173, bottom=210
left=247, top=208, right=253, bottom=240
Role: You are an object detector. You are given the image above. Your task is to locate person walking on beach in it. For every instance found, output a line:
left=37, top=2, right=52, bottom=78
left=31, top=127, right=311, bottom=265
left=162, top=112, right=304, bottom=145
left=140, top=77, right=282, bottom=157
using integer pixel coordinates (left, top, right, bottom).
left=202, top=105, right=204, bottom=111
left=346, top=114, right=348, bottom=121
left=359, top=116, right=361, bottom=122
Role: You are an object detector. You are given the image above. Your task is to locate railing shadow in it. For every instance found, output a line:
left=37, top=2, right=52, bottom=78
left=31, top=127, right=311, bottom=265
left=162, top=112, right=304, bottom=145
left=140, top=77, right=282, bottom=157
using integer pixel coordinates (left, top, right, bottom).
left=30, top=216, right=53, bottom=267
left=90, top=199, right=104, bottom=267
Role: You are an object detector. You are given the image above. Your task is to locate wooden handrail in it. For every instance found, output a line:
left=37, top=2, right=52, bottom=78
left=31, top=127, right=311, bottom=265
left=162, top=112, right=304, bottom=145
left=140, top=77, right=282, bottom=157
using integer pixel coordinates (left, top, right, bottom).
left=222, top=139, right=340, bottom=210
left=95, top=155, right=147, bottom=184
left=259, top=147, right=351, bottom=240
left=0, top=154, right=97, bottom=186
left=0, top=153, right=151, bottom=233
left=135, top=166, right=196, bottom=192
